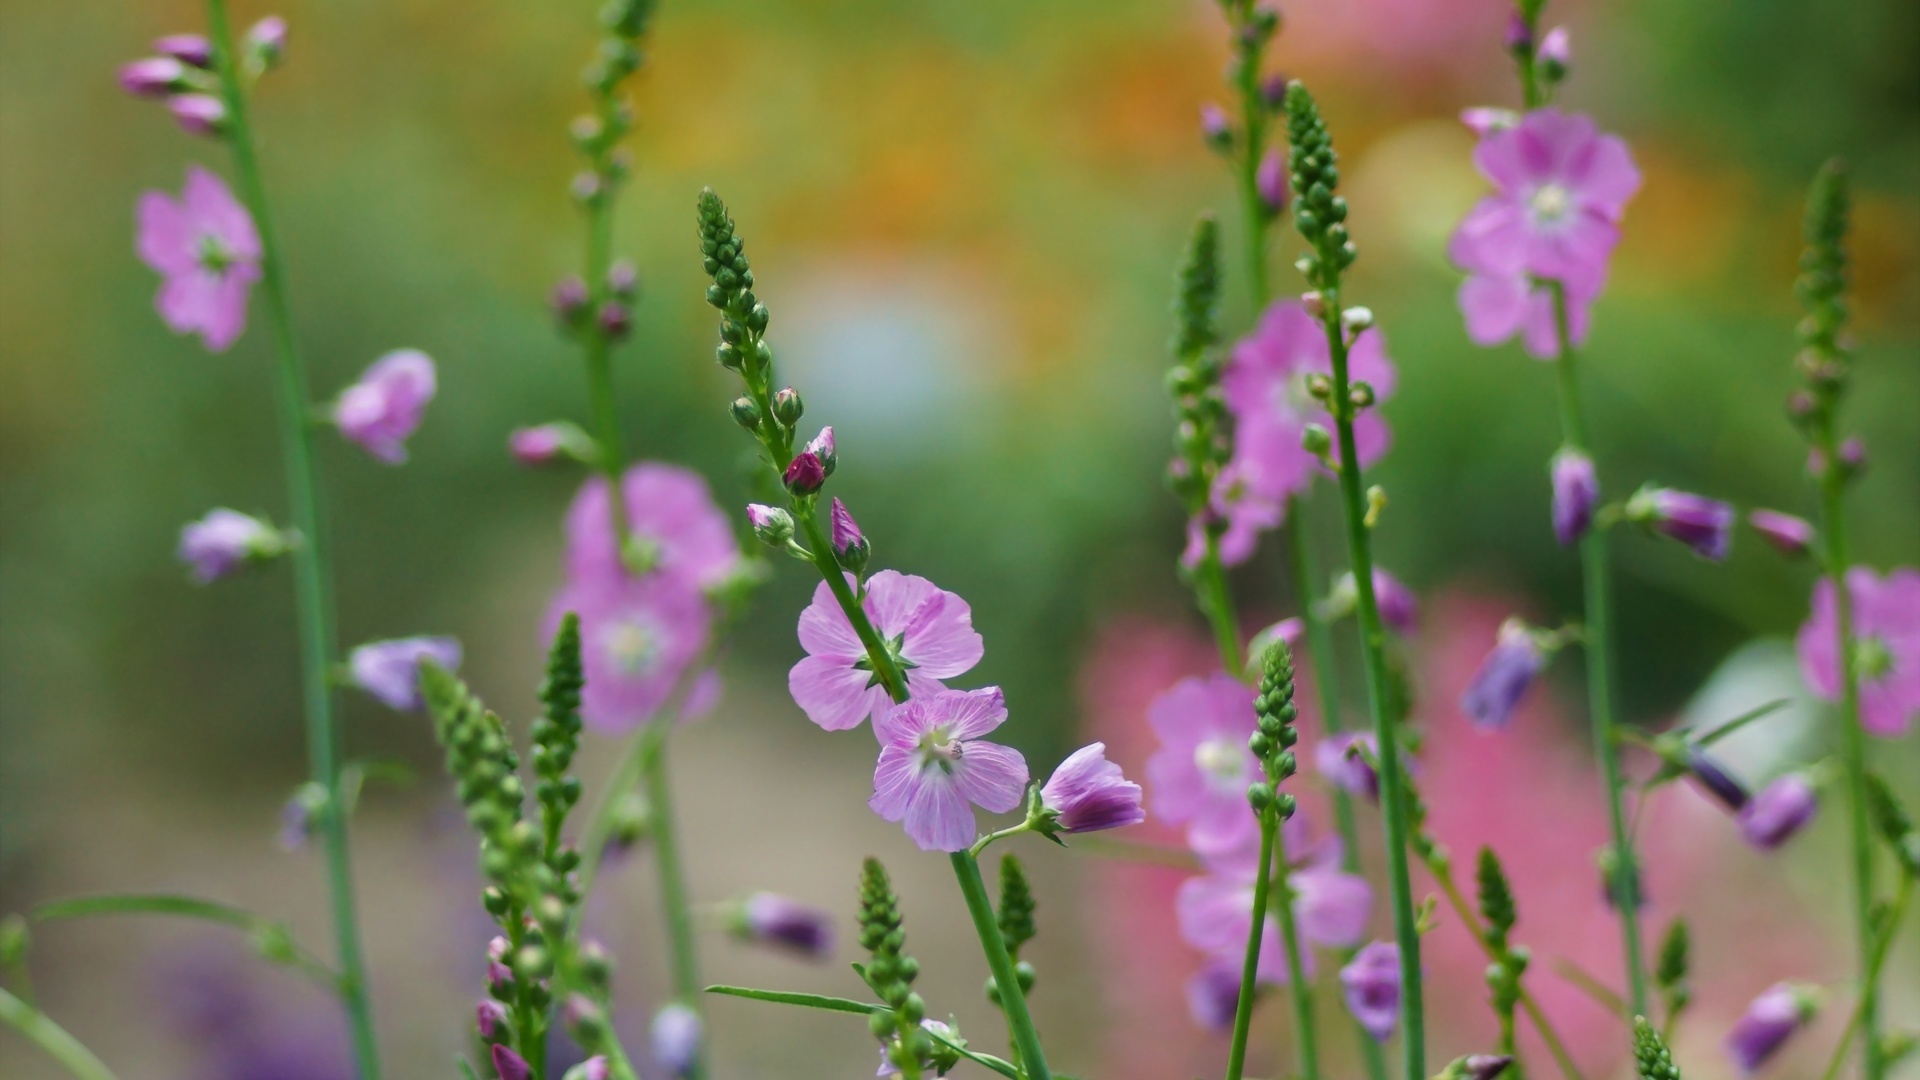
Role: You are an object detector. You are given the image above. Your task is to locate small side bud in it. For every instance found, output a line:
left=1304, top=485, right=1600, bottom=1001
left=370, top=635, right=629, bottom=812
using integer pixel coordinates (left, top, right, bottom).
left=744, top=504, right=795, bottom=549
left=771, top=387, right=804, bottom=427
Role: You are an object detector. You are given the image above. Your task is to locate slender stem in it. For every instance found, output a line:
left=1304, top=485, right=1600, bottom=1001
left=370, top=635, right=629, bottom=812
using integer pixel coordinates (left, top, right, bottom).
left=579, top=180, right=632, bottom=554
left=1197, top=537, right=1243, bottom=672
left=949, top=852, right=1051, bottom=1080
left=1547, top=283, right=1648, bottom=1021
left=0, top=987, right=118, bottom=1080
left=1317, top=301, right=1424, bottom=1080
left=642, top=727, right=707, bottom=1080
left=796, top=505, right=906, bottom=700
left=575, top=726, right=653, bottom=898
left=1819, top=871, right=1910, bottom=1080
left=202, top=4, right=380, bottom=1076
left=1224, top=819, right=1278, bottom=1080
left=1269, top=823, right=1322, bottom=1080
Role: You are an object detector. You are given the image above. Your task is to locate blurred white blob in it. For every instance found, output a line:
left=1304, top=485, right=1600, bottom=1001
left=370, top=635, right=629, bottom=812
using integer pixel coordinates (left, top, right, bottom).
left=1679, top=638, right=1822, bottom=782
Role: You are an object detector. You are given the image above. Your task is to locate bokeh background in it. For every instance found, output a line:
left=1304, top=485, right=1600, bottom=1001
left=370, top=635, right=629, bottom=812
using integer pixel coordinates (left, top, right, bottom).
left=3, top=0, right=1916, bottom=1076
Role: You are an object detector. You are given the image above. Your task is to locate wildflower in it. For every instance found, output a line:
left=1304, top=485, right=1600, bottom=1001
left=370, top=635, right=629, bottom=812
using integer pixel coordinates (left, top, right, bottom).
left=347, top=636, right=462, bottom=712
left=1145, top=672, right=1260, bottom=857
left=1626, top=485, right=1736, bottom=560
left=1737, top=775, right=1818, bottom=851
left=869, top=687, right=1029, bottom=852
left=783, top=450, right=826, bottom=495
left=1340, top=941, right=1402, bottom=1041
left=1454, top=261, right=1601, bottom=360
left=1180, top=459, right=1285, bottom=569
left=1748, top=509, right=1815, bottom=558
left=1551, top=448, right=1598, bottom=545
left=119, top=56, right=187, bottom=97
left=1177, top=815, right=1371, bottom=962
left=168, top=93, right=228, bottom=136
left=491, top=1044, right=531, bottom=1080
left=1256, top=148, right=1287, bottom=213
left=475, top=1000, right=508, bottom=1040
left=1038, top=742, right=1145, bottom=835
left=788, top=570, right=983, bottom=732
left=333, top=350, right=436, bottom=463
left=1684, top=748, right=1750, bottom=811
left=136, top=166, right=261, bottom=352
left=650, top=1003, right=701, bottom=1078
left=1220, top=299, right=1397, bottom=515
left=1800, top=568, right=1920, bottom=737
left=1725, top=983, right=1816, bottom=1075
left=830, top=497, right=869, bottom=572
left=552, top=572, right=710, bottom=733
left=1315, top=731, right=1380, bottom=801
left=177, top=508, right=283, bottom=583
left=277, top=783, right=324, bottom=850
left=1461, top=618, right=1546, bottom=729
left=154, top=33, right=213, bottom=67
left=1450, top=108, right=1640, bottom=285
left=565, top=463, right=743, bottom=589
left=732, top=892, right=835, bottom=959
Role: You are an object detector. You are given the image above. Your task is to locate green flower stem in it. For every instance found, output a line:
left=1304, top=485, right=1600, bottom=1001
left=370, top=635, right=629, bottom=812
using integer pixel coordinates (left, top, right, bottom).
left=1268, top=821, right=1321, bottom=1080
left=579, top=197, right=632, bottom=553
left=575, top=724, right=653, bottom=899
left=1224, top=817, right=1279, bottom=1080
left=1197, top=535, right=1243, bottom=673
left=950, top=852, right=1051, bottom=1080
left=1548, top=283, right=1648, bottom=1021
left=1818, top=869, right=1910, bottom=1080
left=203, top=3, right=381, bottom=1076
left=795, top=504, right=906, bottom=702
left=641, top=725, right=707, bottom=1080
left=0, top=986, right=117, bottom=1080
left=1315, top=297, right=1425, bottom=1080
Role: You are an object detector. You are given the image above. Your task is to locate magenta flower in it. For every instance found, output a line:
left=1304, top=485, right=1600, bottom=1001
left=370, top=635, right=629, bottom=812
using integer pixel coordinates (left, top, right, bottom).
left=650, top=1003, right=701, bottom=1078
left=1737, top=775, right=1818, bottom=851
left=1748, top=509, right=1815, bottom=558
left=735, top=892, right=835, bottom=959
left=243, top=16, right=288, bottom=67
left=1551, top=448, right=1598, bottom=546
left=1315, top=731, right=1380, bottom=801
left=1626, top=485, right=1735, bottom=560
left=788, top=570, right=983, bottom=732
left=551, top=572, right=710, bottom=733
left=869, top=687, right=1030, bottom=852
left=1256, top=148, right=1287, bottom=213
left=1461, top=618, right=1546, bottom=730
left=1538, top=26, right=1571, bottom=68
left=120, top=56, right=187, bottom=97
left=1460, top=107, right=1519, bottom=137
left=1039, top=742, right=1145, bottom=834
left=1450, top=109, right=1640, bottom=285
left=475, top=1000, right=507, bottom=1040
left=347, top=636, right=462, bottom=712
left=136, top=166, right=261, bottom=352
left=1145, top=672, right=1260, bottom=857
left=491, top=1044, right=530, bottom=1080
left=783, top=451, right=826, bottom=495
left=177, top=508, right=282, bottom=583
left=565, top=463, right=743, bottom=590
left=1199, top=103, right=1231, bottom=149
left=829, top=497, right=869, bottom=571
left=1180, top=458, right=1284, bottom=569
left=1340, top=941, right=1402, bottom=1041
left=168, top=92, right=227, bottom=136
left=333, top=349, right=436, bottom=463
left=154, top=33, right=213, bottom=67
left=1177, top=815, right=1372, bottom=965
left=807, top=426, right=837, bottom=472
left=1725, top=983, right=1815, bottom=1075
left=1798, top=567, right=1920, bottom=737
left=1185, top=956, right=1247, bottom=1031
left=1220, top=300, right=1397, bottom=522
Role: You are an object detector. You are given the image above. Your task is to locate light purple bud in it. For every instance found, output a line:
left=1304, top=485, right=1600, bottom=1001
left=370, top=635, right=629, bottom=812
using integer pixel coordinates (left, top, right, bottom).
left=1316, top=732, right=1380, bottom=801
left=606, top=259, right=638, bottom=297
left=1685, top=748, right=1750, bottom=812
left=509, top=425, right=566, bottom=466
left=829, top=497, right=864, bottom=556
left=597, top=301, right=630, bottom=340
left=550, top=276, right=590, bottom=321
left=243, top=17, right=288, bottom=65
left=178, top=508, right=278, bottom=583
left=168, top=93, right=228, bottom=137
left=1504, top=12, right=1533, bottom=54
left=488, top=936, right=509, bottom=961
left=334, top=349, right=436, bottom=464
left=578, top=1058, right=610, bottom=1080
left=1629, top=486, right=1735, bottom=561
left=1837, top=436, right=1866, bottom=471
left=120, top=56, right=186, bottom=98
left=650, top=1003, right=702, bottom=1079
left=277, top=785, right=322, bottom=850
left=1371, top=568, right=1419, bottom=635
left=1185, top=958, right=1243, bottom=1031
left=740, top=892, right=835, bottom=958
left=1040, top=742, right=1146, bottom=834
left=1256, top=148, right=1287, bottom=213
left=491, top=1044, right=531, bottom=1080
left=1199, top=103, right=1231, bottom=149
left=783, top=451, right=826, bottom=495
left=1550, top=449, right=1598, bottom=546
left=1725, top=983, right=1814, bottom=1074
left=347, top=636, right=462, bottom=712
left=571, top=171, right=602, bottom=203
left=1340, top=941, right=1402, bottom=1041
left=1461, top=619, right=1544, bottom=730
left=1737, top=775, right=1817, bottom=850
left=1259, top=74, right=1289, bottom=109
left=1459, top=107, right=1520, bottom=136
left=154, top=33, right=213, bottom=67
left=487, top=961, right=513, bottom=990
left=807, top=425, right=836, bottom=467
left=1748, top=509, right=1814, bottom=557
left=1538, top=26, right=1570, bottom=67
left=476, top=1000, right=509, bottom=1040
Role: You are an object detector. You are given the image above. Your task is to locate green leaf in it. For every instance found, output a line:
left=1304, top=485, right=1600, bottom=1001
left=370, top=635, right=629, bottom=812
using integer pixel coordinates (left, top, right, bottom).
left=33, top=894, right=337, bottom=989
left=703, top=985, right=880, bottom=1015
left=1693, top=699, right=1788, bottom=747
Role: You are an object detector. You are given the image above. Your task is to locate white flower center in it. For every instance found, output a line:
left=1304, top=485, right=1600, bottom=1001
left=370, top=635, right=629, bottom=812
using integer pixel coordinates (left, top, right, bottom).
left=915, top=724, right=962, bottom=775
left=1529, top=183, right=1572, bottom=225
left=1194, top=737, right=1245, bottom=793
left=603, top=618, right=661, bottom=678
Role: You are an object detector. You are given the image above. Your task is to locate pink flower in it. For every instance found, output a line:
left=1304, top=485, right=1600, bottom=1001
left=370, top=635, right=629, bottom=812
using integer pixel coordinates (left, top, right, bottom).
left=119, top=56, right=186, bottom=97
left=168, top=93, right=227, bottom=136
left=1179, top=458, right=1284, bottom=569
left=1450, top=109, right=1641, bottom=284
left=1145, top=673, right=1260, bottom=857
left=1176, top=815, right=1372, bottom=971
left=788, top=570, right=984, bottom=733
left=508, top=423, right=572, bottom=466
left=177, top=507, right=281, bottom=583
left=869, top=687, right=1029, bottom=852
left=135, top=166, right=261, bottom=352
left=1340, top=941, right=1402, bottom=1041
left=348, top=636, right=462, bottom=712
left=1798, top=567, right=1920, bottom=737
left=1456, top=261, right=1601, bottom=360
left=1315, top=731, right=1381, bottom=800
left=551, top=572, right=710, bottom=733
left=333, top=350, right=436, bottom=463
left=565, top=463, right=743, bottom=590
left=153, top=33, right=213, bottom=67
left=1039, top=742, right=1145, bottom=834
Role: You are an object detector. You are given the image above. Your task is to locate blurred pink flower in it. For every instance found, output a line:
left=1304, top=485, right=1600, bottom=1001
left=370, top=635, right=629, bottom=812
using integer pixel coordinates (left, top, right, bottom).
left=565, top=463, right=743, bottom=589
left=1798, top=566, right=1920, bottom=737
left=1145, top=672, right=1261, bottom=858
left=136, top=166, right=260, bottom=352
left=550, top=571, right=710, bottom=733
left=333, top=350, right=435, bottom=463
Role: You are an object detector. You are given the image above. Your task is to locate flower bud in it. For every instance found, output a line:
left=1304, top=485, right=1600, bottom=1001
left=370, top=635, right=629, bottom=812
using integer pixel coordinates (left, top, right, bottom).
left=732, top=892, right=836, bottom=959
left=1736, top=774, right=1817, bottom=850
left=1460, top=107, right=1519, bottom=136
left=154, top=33, right=213, bottom=67
left=1301, top=423, right=1332, bottom=457
left=744, top=503, right=795, bottom=549
left=1725, top=983, right=1817, bottom=1074
left=1349, top=380, right=1376, bottom=409
left=1461, top=618, right=1545, bottom=729
left=1038, top=742, right=1144, bottom=834
left=1342, top=306, right=1374, bottom=333
left=119, top=56, right=187, bottom=98
left=596, top=301, right=630, bottom=340
left=771, top=386, right=803, bottom=427
left=783, top=451, right=826, bottom=496
left=1200, top=103, right=1232, bottom=152
left=571, top=171, right=602, bottom=204
left=476, top=999, right=509, bottom=1040
left=178, top=508, right=287, bottom=583
left=491, top=1044, right=531, bottom=1080
left=1747, top=509, right=1814, bottom=558
left=550, top=275, right=589, bottom=324
left=243, top=17, right=288, bottom=72
left=1625, top=485, right=1734, bottom=560
left=1504, top=12, right=1533, bottom=56
left=606, top=258, right=638, bottom=298
left=829, top=497, right=869, bottom=572
left=1256, top=148, right=1287, bottom=214
left=1537, top=26, right=1570, bottom=79
left=650, top=1003, right=702, bottom=1079
left=806, top=425, right=836, bottom=475
left=1550, top=448, right=1598, bottom=546
left=1259, top=74, right=1290, bottom=110
left=509, top=422, right=592, bottom=467
left=168, top=93, right=228, bottom=137
left=729, top=396, right=760, bottom=431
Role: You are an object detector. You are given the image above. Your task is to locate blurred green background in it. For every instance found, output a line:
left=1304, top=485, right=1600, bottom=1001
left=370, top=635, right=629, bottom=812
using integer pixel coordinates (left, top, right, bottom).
left=2, top=0, right=1916, bottom=1076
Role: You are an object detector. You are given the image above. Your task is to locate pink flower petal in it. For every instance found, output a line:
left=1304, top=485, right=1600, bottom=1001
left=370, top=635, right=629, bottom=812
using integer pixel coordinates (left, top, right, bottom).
left=788, top=654, right=884, bottom=732
left=900, top=773, right=976, bottom=852
left=952, top=740, right=1029, bottom=814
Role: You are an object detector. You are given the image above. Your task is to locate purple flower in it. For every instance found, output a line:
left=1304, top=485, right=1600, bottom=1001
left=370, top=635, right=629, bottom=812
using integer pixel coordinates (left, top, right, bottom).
left=550, top=276, right=589, bottom=322
left=869, top=687, right=1030, bottom=852
left=1626, top=485, right=1735, bottom=560
left=1461, top=619, right=1545, bottom=729
left=1725, top=983, right=1815, bottom=1074
left=1340, top=941, right=1402, bottom=1041
left=1503, top=12, right=1532, bottom=54
left=744, top=502, right=795, bottom=549
left=1179, top=458, right=1285, bottom=570
left=1315, top=731, right=1380, bottom=801
left=120, top=56, right=186, bottom=97
left=1145, top=673, right=1259, bottom=857
left=829, top=497, right=869, bottom=570
left=1461, top=1056, right=1515, bottom=1080
left=1748, top=509, right=1815, bottom=558
left=136, top=166, right=261, bottom=352
left=566, top=463, right=743, bottom=589
left=1177, top=815, right=1372, bottom=970
left=1185, top=956, right=1255, bottom=1030
left=491, top=1044, right=531, bottom=1080
left=1331, top=568, right=1419, bottom=635
left=1450, top=109, right=1640, bottom=284
left=736, top=892, right=835, bottom=958
left=169, top=92, right=228, bottom=136
left=1256, top=148, right=1287, bottom=213
left=1799, top=567, right=1920, bottom=737
left=177, top=508, right=280, bottom=583
left=788, top=570, right=983, bottom=732
left=476, top=1000, right=508, bottom=1040
left=333, top=349, right=436, bottom=463
left=347, top=636, right=462, bottom=712
left=650, top=1003, right=702, bottom=1078
left=1737, top=775, right=1818, bottom=851
left=1039, top=742, right=1145, bottom=834
left=154, top=33, right=213, bottom=67
left=783, top=450, right=826, bottom=495
left=1551, top=448, right=1598, bottom=546
left=552, top=571, right=710, bottom=733
left=1684, top=748, right=1750, bottom=811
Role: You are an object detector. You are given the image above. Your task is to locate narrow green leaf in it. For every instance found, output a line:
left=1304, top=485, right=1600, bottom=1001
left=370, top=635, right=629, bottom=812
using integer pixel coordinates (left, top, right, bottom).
left=703, top=985, right=879, bottom=1015
left=35, top=893, right=260, bottom=927
left=1694, top=699, right=1789, bottom=746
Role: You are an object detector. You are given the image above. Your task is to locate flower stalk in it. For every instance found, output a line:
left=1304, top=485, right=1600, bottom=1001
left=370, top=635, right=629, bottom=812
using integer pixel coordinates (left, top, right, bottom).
left=202, top=2, right=381, bottom=1074
left=0, top=986, right=118, bottom=1080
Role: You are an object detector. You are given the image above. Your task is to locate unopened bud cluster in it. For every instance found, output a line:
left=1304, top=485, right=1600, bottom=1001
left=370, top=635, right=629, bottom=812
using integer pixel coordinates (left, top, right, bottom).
left=118, top=20, right=287, bottom=140
left=1473, top=847, right=1530, bottom=1045
left=1787, top=159, right=1864, bottom=496
left=986, top=855, right=1039, bottom=1009
left=858, top=858, right=952, bottom=1076
left=1283, top=82, right=1356, bottom=296
left=1165, top=215, right=1231, bottom=529
left=1246, top=641, right=1301, bottom=824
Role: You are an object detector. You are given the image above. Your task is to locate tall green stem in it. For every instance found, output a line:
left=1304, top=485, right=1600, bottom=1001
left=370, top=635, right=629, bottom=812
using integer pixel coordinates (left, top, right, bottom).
left=0, top=987, right=118, bottom=1080
left=1819, top=870, right=1907, bottom=1080
left=1548, top=284, right=1647, bottom=1020
left=642, top=728, right=707, bottom=1080
left=1316, top=298, right=1425, bottom=1080
left=1269, top=823, right=1321, bottom=1080
left=203, top=4, right=381, bottom=1076
left=950, top=853, right=1051, bottom=1080
left=1224, top=819, right=1278, bottom=1080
